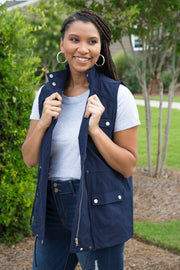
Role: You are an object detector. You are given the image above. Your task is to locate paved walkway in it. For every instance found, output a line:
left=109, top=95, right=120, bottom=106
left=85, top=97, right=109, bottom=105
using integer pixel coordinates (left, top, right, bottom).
left=135, top=99, right=180, bottom=110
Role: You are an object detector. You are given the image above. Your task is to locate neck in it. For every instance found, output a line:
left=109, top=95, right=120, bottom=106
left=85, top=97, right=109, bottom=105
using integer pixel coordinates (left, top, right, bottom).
left=63, top=71, right=89, bottom=97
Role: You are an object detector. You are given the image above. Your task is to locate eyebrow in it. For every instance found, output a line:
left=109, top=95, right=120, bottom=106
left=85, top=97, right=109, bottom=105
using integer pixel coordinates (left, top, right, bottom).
left=68, top=34, right=99, bottom=39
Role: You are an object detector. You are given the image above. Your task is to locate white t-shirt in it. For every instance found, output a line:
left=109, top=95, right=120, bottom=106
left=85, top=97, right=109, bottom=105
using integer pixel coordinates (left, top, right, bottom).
left=30, top=84, right=140, bottom=180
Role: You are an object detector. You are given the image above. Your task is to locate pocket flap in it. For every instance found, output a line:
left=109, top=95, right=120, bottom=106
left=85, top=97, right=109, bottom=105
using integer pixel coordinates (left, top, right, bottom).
left=92, top=191, right=124, bottom=206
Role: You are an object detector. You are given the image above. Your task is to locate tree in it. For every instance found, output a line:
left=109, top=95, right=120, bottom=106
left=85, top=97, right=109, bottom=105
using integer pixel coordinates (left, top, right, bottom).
left=0, top=4, right=41, bottom=243
left=25, top=0, right=66, bottom=81
left=63, top=0, right=180, bottom=177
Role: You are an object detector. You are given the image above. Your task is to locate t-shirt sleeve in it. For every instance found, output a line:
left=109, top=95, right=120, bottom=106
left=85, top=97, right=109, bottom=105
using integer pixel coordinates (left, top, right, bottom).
left=114, top=84, right=140, bottom=132
left=30, top=86, right=43, bottom=120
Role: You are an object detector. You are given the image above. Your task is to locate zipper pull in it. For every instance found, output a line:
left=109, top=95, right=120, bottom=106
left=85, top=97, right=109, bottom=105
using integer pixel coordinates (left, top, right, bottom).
left=75, top=237, right=79, bottom=246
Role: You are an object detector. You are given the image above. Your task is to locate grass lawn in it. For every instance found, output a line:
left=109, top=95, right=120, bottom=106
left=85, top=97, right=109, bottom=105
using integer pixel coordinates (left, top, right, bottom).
left=135, top=106, right=180, bottom=254
left=137, top=106, right=180, bottom=170
left=134, top=220, right=180, bottom=254
left=134, top=95, right=180, bottom=103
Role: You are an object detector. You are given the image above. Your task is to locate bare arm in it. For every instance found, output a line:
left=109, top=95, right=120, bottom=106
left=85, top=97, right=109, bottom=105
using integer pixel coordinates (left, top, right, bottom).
left=22, top=92, right=62, bottom=168
left=85, top=95, right=139, bottom=178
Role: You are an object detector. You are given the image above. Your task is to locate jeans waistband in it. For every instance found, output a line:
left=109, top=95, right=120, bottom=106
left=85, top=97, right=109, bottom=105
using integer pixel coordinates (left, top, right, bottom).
left=48, top=179, right=80, bottom=195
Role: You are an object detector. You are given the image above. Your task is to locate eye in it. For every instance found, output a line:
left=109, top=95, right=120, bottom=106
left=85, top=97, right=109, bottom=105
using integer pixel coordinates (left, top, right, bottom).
left=70, top=38, right=79, bottom=42
left=89, top=40, right=97, bottom=45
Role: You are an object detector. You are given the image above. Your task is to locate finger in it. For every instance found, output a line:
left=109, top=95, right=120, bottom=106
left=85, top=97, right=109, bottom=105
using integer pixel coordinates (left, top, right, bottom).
left=45, top=93, right=62, bottom=107
left=87, top=101, right=105, bottom=114
left=51, top=92, right=62, bottom=101
left=45, top=99, right=62, bottom=107
left=89, top=94, right=102, bottom=103
left=43, top=106, right=61, bottom=118
left=85, top=100, right=104, bottom=118
left=85, top=104, right=103, bottom=119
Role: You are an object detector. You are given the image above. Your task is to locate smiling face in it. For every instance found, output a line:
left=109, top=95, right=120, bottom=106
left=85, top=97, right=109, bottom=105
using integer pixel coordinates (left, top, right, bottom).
left=60, top=20, right=101, bottom=75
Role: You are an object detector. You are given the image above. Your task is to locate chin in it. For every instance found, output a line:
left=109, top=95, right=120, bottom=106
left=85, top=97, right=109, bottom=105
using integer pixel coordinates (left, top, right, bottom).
left=72, top=64, right=93, bottom=73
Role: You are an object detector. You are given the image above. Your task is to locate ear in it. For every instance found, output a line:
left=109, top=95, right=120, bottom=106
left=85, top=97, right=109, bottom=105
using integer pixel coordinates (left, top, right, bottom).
left=60, top=39, right=64, bottom=53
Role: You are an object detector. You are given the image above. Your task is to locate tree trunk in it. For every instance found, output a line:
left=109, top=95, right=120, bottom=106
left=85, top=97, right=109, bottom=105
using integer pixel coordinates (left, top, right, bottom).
left=143, top=79, right=153, bottom=176
left=119, top=37, right=153, bottom=176
left=160, top=57, right=180, bottom=175
left=155, top=70, right=164, bottom=177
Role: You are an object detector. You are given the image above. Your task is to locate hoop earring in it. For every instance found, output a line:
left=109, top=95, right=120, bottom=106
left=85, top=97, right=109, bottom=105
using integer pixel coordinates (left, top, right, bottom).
left=57, top=51, right=67, bottom=64
left=95, top=54, right=105, bottom=67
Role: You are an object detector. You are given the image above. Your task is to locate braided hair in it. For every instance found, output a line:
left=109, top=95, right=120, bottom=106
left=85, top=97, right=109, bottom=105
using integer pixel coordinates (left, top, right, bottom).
left=60, top=9, right=119, bottom=81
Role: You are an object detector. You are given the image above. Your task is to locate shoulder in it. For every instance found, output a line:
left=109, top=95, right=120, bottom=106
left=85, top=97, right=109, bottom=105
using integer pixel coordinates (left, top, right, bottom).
left=114, top=84, right=140, bottom=132
left=117, top=84, right=135, bottom=101
left=98, top=73, right=123, bottom=102
left=117, top=84, right=138, bottom=112
left=39, top=82, right=55, bottom=102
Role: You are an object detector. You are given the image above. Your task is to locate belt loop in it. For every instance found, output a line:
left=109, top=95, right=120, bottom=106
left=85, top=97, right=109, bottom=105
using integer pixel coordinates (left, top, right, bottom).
left=69, top=180, right=76, bottom=195
left=71, top=180, right=80, bottom=195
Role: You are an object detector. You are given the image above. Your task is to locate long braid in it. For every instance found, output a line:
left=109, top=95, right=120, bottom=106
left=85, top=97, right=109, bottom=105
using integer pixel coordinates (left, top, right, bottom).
left=60, top=9, right=119, bottom=81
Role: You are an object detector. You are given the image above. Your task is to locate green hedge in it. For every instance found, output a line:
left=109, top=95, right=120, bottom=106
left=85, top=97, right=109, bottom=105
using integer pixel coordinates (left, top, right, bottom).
left=113, top=51, right=142, bottom=93
left=0, top=5, right=41, bottom=244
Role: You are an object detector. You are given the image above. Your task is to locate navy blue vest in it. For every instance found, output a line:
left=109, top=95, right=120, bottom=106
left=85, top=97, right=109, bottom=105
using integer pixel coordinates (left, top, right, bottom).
left=31, top=66, right=133, bottom=253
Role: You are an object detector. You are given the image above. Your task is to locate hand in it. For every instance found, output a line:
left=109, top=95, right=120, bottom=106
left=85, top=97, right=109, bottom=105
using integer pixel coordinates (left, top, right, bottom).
left=39, top=92, right=62, bottom=130
left=84, top=94, right=105, bottom=136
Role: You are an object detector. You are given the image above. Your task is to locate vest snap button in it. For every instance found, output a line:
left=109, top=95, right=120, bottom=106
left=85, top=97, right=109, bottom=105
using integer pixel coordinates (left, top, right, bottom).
left=49, top=74, right=53, bottom=78
left=118, top=195, right=122, bottom=200
left=52, top=82, right=56, bottom=86
left=105, top=121, right=110, bottom=126
left=94, top=199, right=98, bottom=204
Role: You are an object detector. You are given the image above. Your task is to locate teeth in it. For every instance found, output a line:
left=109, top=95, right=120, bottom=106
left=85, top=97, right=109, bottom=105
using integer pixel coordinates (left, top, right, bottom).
left=77, top=57, right=88, bottom=62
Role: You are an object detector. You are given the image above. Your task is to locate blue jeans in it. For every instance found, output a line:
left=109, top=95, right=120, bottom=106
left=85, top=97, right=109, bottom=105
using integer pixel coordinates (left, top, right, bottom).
left=32, top=180, right=124, bottom=270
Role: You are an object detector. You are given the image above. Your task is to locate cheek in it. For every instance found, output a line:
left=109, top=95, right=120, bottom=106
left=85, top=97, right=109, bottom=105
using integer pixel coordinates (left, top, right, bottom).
left=94, top=46, right=101, bottom=57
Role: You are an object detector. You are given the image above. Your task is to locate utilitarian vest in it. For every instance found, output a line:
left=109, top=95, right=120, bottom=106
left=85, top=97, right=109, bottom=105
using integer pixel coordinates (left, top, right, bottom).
left=31, top=65, right=133, bottom=253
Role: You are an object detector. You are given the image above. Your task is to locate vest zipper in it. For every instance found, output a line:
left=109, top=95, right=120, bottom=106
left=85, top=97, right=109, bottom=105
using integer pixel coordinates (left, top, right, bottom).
left=75, top=166, right=85, bottom=246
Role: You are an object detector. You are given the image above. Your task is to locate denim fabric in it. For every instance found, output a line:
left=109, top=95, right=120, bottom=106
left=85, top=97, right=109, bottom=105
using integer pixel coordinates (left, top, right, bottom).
left=77, top=243, right=124, bottom=270
left=32, top=180, right=125, bottom=270
left=32, top=180, right=79, bottom=270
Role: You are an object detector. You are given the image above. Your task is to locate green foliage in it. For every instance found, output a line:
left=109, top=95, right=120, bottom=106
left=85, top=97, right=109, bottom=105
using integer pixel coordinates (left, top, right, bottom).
left=0, top=5, right=41, bottom=244
left=134, top=220, right=180, bottom=254
left=113, top=51, right=142, bottom=93
left=122, top=69, right=141, bottom=94
left=113, top=51, right=130, bottom=79
left=161, top=71, right=173, bottom=90
left=25, top=0, right=67, bottom=78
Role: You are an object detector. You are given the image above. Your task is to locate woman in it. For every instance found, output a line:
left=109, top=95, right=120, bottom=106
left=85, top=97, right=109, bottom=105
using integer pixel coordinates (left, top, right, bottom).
left=22, top=9, right=140, bottom=270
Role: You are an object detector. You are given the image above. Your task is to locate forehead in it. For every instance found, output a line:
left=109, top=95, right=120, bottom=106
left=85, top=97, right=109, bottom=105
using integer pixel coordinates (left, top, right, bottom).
left=64, top=20, right=100, bottom=38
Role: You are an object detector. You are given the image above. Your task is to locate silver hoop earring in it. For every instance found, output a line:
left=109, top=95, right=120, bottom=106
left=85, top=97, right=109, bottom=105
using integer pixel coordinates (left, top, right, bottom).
left=95, top=54, right=105, bottom=67
left=56, top=51, right=67, bottom=64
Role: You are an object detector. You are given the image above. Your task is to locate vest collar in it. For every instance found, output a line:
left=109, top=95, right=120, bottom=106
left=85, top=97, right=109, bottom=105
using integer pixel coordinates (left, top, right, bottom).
left=47, top=65, right=100, bottom=95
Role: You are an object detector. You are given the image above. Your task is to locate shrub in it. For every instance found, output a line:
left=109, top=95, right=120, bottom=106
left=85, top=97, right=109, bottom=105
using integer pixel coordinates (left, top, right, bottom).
left=161, top=71, right=173, bottom=91
left=0, top=5, right=41, bottom=244
left=113, top=51, right=130, bottom=80
left=113, top=51, right=142, bottom=93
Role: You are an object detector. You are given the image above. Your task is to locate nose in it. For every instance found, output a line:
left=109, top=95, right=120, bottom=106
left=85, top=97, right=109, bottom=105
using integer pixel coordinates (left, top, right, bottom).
left=77, top=42, right=89, bottom=54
